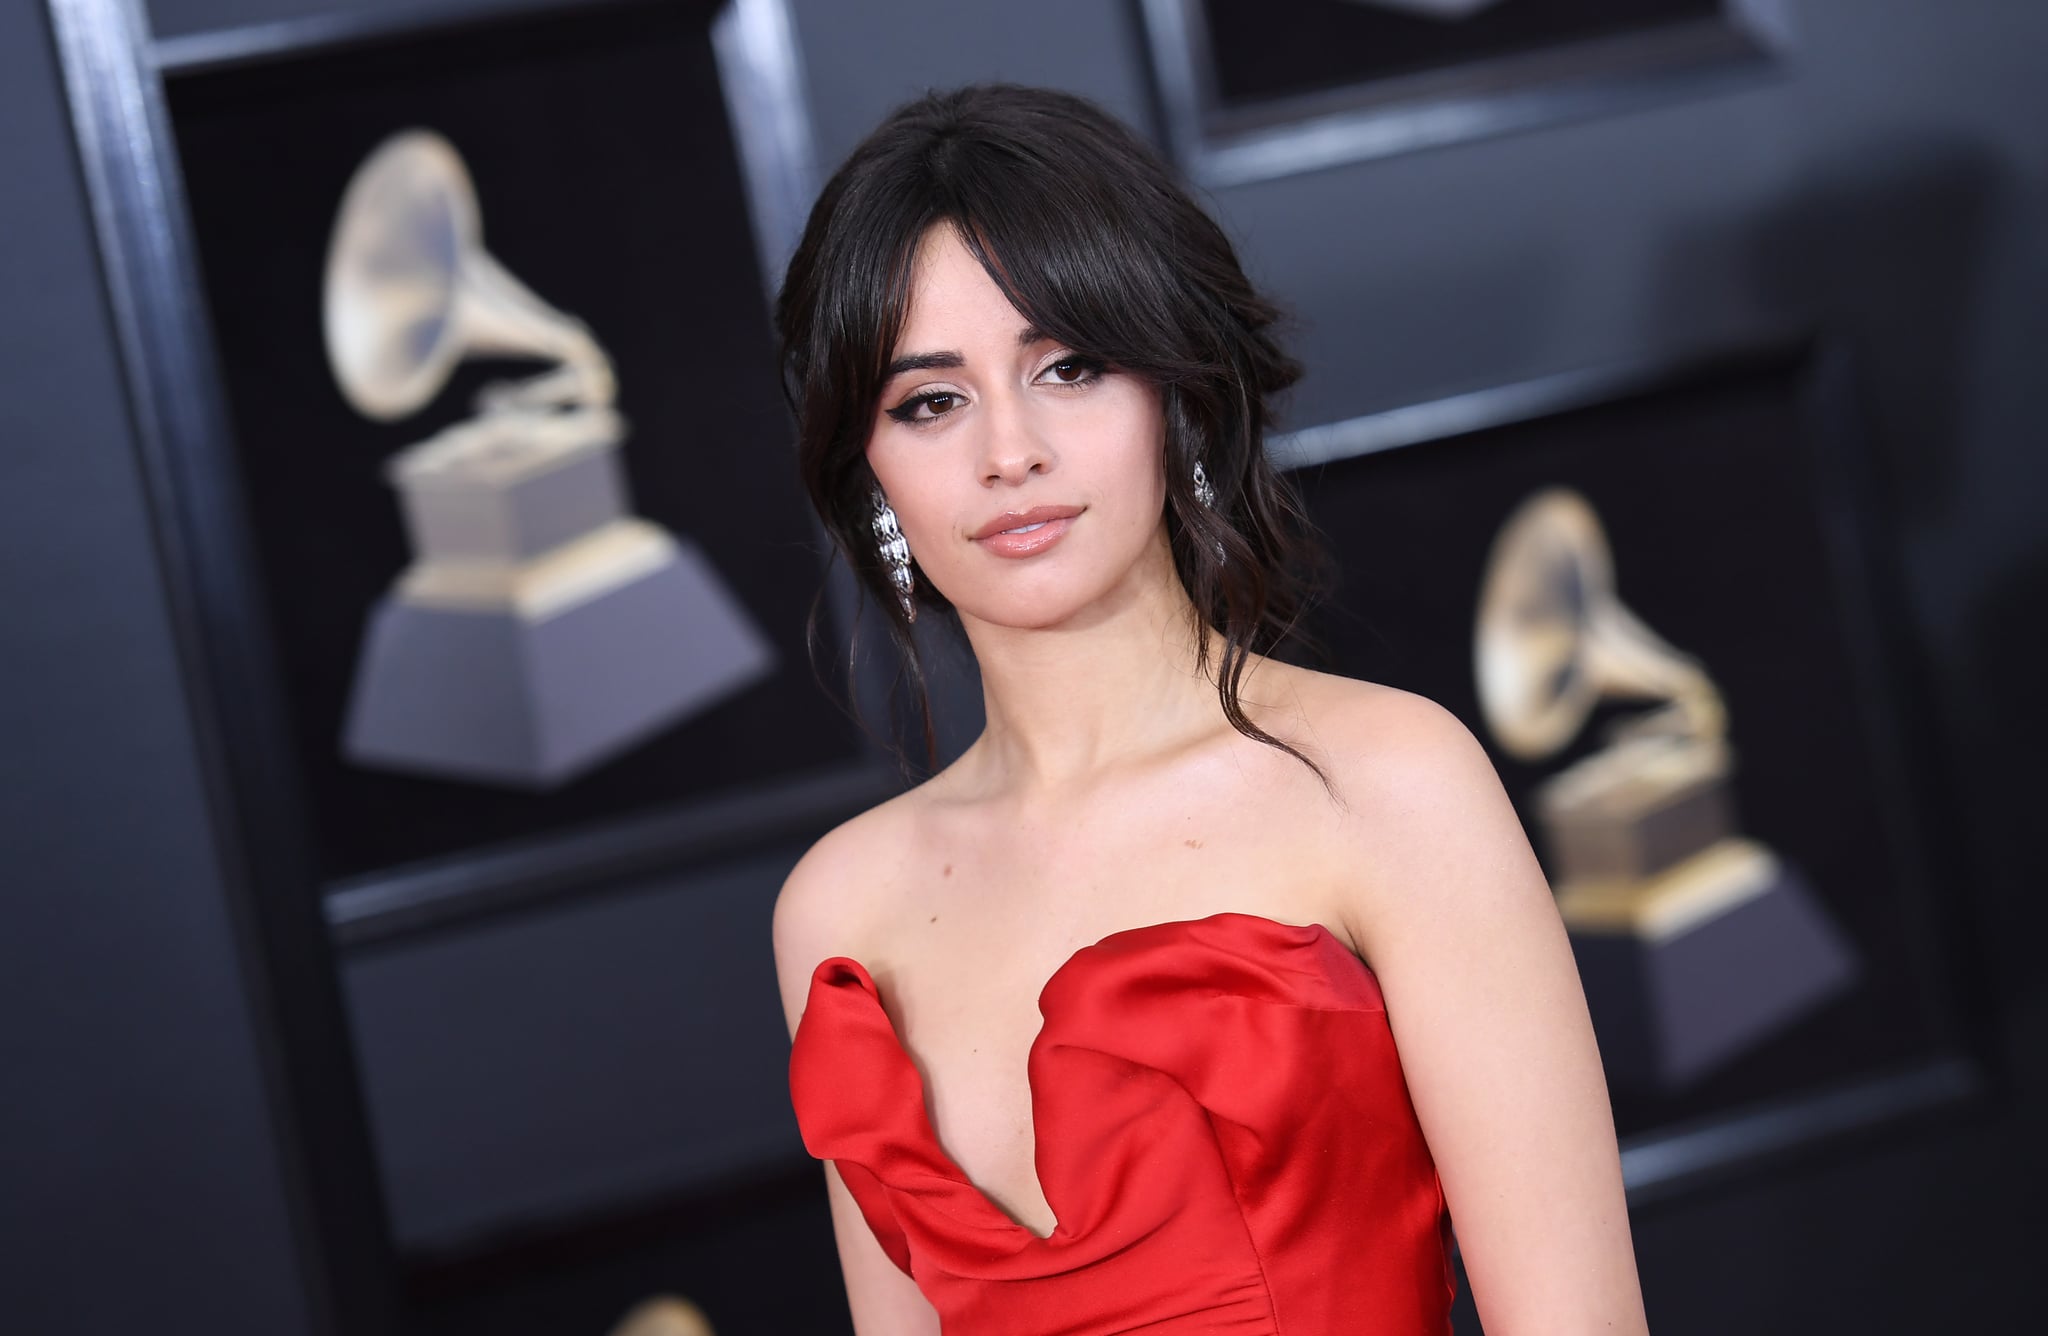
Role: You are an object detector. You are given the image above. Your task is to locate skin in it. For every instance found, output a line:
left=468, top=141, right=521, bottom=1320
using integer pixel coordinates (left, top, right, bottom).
left=772, top=221, right=1652, bottom=1335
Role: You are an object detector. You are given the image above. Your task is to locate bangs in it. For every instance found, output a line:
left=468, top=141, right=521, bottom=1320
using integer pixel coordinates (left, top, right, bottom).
left=860, top=184, right=1197, bottom=406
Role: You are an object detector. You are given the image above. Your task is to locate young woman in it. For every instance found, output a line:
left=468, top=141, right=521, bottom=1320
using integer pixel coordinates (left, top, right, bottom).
left=769, top=82, right=1649, bottom=1335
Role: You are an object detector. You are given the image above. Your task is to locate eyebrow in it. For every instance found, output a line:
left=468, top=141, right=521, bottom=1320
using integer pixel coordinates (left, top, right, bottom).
left=881, top=324, right=1051, bottom=384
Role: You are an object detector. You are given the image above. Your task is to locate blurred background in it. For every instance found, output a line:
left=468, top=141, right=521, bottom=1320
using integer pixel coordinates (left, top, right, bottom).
left=4, top=1, right=2044, bottom=1333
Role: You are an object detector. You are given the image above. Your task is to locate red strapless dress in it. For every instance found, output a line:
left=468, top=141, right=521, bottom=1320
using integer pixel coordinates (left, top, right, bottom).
left=788, top=911, right=1457, bottom=1334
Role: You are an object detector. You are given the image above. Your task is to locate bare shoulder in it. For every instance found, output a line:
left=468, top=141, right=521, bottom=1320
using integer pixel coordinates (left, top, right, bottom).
left=769, top=787, right=922, bottom=1039
left=1283, top=677, right=1646, bottom=1332
left=1298, top=673, right=1495, bottom=798
left=1276, top=670, right=1532, bottom=953
left=1257, top=663, right=1495, bottom=803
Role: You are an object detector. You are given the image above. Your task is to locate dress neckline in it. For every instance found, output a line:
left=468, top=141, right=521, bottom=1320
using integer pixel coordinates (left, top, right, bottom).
left=801, top=911, right=1356, bottom=1243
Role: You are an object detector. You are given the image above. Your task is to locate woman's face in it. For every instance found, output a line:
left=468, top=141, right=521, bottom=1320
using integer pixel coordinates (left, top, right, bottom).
left=865, top=223, right=1169, bottom=629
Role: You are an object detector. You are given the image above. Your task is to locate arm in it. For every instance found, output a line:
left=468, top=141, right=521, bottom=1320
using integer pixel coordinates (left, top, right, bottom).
left=771, top=825, right=944, bottom=1336
left=1331, top=689, right=1651, bottom=1335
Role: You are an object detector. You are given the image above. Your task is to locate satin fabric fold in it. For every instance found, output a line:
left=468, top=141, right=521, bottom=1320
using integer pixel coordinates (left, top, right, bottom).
left=789, top=912, right=1456, bottom=1334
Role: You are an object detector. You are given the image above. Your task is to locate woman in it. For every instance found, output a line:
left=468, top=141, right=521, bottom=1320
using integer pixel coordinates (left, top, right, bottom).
left=769, top=82, right=1648, bottom=1335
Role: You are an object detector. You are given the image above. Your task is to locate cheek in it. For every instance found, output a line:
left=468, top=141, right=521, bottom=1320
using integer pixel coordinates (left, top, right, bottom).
left=1111, top=393, right=1170, bottom=509
left=865, top=434, right=919, bottom=508
left=866, top=446, right=950, bottom=556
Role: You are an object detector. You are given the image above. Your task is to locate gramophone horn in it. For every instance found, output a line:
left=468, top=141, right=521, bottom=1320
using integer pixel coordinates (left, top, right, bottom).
left=1475, top=486, right=1722, bottom=761
left=323, top=127, right=614, bottom=421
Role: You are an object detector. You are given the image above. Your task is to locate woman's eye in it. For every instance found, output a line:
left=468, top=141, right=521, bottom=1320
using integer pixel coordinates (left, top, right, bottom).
left=883, top=357, right=1105, bottom=427
left=1043, top=355, right=1106, bottom=385
left=885, top=391, right=961, bottom=425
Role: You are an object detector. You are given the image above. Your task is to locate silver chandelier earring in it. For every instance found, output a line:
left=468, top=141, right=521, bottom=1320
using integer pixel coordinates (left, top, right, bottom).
left=870, top=484, right=916, bottom=622
left=1191, top=459, right=1226, bottom=563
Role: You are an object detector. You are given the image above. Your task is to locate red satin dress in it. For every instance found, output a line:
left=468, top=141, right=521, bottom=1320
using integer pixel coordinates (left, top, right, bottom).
left=788, top=911, right=1457, bottom=1334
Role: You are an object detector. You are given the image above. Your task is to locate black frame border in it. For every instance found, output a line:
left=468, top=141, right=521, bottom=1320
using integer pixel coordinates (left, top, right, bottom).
left=1137, top=0, right=1797, bottom=187
left=46, top=0, right=410, bottom=1329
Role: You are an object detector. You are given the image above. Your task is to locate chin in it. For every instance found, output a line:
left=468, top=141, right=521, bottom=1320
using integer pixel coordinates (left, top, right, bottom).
left=942, top=526, right=1163, bottom=629
left=950, top=576, right=1110, bottom=631
left=958, top=596, right=1090, bottom=631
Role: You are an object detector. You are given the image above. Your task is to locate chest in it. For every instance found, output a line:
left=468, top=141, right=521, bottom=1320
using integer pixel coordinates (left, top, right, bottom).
left=865, top=789, right=1357, bottom=1237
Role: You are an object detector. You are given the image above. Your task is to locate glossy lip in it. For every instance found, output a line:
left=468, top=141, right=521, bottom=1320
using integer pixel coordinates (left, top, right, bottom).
left=972, top=504, right=1083, bottom=560
left=971, top=504, right=1083, bottom=541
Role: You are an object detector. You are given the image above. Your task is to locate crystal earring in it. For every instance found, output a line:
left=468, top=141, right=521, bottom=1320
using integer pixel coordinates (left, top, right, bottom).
left=1191, top=459, right=1226, bottom=564
left=870, top=484, right=916, bottom=622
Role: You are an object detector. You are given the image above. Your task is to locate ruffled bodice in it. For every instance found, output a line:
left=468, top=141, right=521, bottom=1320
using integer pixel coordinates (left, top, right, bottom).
left=788, top=911, right=1455, bottom=1334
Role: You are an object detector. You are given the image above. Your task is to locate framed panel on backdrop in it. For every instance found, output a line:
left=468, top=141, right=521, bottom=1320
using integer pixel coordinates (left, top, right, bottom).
left=128, top=0, right=893, bottom=947
left=52, top=0, right=867, bottom=1289
left=1277, top=333, right=1990, bottom=1199
left=1139, top=0, right=1794, bottom=185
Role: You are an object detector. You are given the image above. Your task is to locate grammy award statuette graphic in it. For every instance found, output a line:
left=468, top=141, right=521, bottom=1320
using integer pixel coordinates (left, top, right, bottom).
left=324, top=128, right=775, bottom=789
left=1475, top=486, right=1859, bottom=1090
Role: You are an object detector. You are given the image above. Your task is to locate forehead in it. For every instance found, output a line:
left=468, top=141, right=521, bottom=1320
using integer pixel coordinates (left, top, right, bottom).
left=895, top=223, right=1031, bottom=341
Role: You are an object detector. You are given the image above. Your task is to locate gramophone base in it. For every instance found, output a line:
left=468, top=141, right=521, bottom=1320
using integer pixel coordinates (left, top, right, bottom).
left=1566, top=853, right=1860, bottom=1092
left=339, top=537, right=774, bottom=788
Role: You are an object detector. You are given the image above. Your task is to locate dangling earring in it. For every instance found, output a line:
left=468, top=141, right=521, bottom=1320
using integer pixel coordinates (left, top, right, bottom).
left=1191, top=459, right=1226, bottom=564
left=870, top=483, right=916, bottom=623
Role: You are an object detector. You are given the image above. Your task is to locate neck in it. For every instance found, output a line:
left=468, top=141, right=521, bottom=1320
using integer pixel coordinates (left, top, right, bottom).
left=949, top=527, right=1235, bottom=801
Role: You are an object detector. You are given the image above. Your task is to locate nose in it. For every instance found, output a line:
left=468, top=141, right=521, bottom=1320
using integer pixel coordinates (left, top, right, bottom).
left=978, top=389, right=1055, bottom=487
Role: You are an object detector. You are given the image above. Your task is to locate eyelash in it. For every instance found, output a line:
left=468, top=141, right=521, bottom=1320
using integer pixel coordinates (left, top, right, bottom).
left=884, top=355, right=1109, bottom=427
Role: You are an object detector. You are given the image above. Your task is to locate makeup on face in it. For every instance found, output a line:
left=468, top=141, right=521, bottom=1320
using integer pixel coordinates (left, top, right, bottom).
left=971, top=504, right=1085, bottom=558
left=866, top=226, right=1164, bottom=611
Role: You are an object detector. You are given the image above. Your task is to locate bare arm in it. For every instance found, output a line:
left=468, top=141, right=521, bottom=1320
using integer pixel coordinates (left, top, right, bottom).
left=1332, top=690, right=1651, bottom=1335
left=772, top=825, right=943, bottom=1336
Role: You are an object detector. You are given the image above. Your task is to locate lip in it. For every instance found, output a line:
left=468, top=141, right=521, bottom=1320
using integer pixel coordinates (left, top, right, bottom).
left=972, top=504, right=1084, bottom=541
left=972, top=504, right=1083, bottom=558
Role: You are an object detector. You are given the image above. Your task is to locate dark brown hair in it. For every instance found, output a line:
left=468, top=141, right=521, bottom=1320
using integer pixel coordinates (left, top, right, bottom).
left=773, top=82, right=1337, bottom=789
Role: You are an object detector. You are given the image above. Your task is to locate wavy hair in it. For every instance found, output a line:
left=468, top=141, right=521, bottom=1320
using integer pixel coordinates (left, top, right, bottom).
left=773, top=82, right=1337, bottom=789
